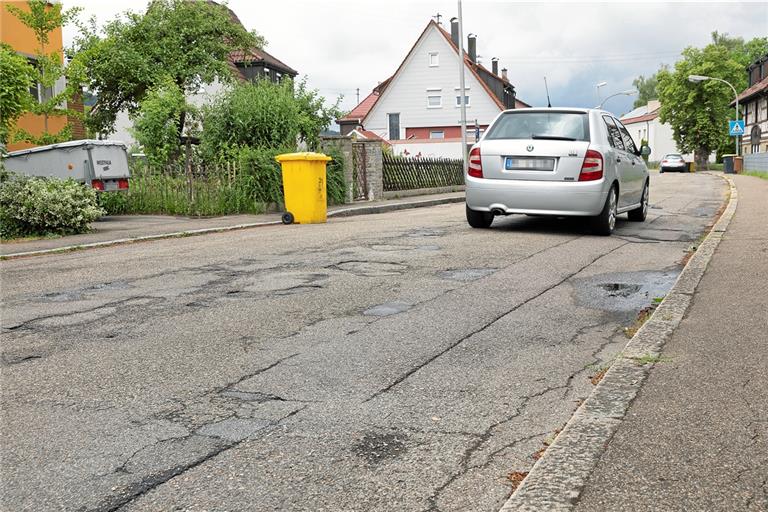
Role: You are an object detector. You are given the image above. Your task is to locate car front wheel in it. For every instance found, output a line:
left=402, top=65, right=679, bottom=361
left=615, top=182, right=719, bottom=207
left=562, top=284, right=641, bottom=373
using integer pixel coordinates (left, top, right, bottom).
left=628, top=182, right=649, bottom=222
left=466, top=205, right=494, bottom=228
left=592, top=186, right=617, bottom=236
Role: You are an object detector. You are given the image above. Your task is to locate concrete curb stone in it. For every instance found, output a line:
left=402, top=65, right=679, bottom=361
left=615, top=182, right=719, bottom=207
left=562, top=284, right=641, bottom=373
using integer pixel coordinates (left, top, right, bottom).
left=499, top=172, right=737, bottom=512
left=0, top=194, right=465, bottom=260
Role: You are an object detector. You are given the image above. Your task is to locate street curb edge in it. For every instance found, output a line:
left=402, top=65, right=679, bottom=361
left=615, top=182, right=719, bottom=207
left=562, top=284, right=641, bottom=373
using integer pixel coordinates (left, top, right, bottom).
left=499, top=173, right=738, bottom=511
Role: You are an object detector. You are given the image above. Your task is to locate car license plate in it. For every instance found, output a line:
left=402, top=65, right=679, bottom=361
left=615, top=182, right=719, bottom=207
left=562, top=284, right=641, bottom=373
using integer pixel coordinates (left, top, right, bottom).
left=505, top=157, right=555, bottom=171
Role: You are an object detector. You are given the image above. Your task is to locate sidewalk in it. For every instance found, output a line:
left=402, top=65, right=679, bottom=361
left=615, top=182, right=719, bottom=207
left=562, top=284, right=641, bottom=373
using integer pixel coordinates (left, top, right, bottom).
left=574, top=174, right=768, bottom=511
left=0, top=191, right=464, bottom=257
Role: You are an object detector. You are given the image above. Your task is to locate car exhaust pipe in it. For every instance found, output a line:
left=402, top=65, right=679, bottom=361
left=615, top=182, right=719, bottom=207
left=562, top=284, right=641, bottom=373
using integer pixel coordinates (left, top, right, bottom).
left=491, top=208, right=506, bottom=216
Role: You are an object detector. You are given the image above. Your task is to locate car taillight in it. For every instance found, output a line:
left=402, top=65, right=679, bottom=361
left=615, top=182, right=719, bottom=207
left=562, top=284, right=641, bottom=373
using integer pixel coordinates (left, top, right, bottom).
left=117, top=178, right=129, bottom=190
left=91, top=179, right=104, bottom=191
left=468, top=147, right=483, bottom=178
left=661, top=160, right=668, bottom=164
left=579, top=149, right=603, bottom=181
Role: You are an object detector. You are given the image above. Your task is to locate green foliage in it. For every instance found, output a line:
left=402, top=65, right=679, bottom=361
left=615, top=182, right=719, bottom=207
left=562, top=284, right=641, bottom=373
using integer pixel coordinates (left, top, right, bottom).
left=200, top=79, right=341, bottom=160
left=711, top=31, right=768, bottom=67
left=6, top=0, right=83, bottom=145
left=130, top=78, right=193, bottom=166
left=72, top=0, right=262, bottom=136
left=323, top=145, right=348, bottom=205
left=0, top=44, right=36, bottom=145
left=0, top=174, right=103, bottom=239
left=657, top=43, right=745, bottom=162
left=632, top=73, right=660, bottom=108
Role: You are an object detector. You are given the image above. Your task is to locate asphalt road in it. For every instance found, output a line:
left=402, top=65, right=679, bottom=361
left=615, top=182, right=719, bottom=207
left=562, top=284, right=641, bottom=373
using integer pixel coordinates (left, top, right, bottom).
left=0, top=172, right=724, bottom=512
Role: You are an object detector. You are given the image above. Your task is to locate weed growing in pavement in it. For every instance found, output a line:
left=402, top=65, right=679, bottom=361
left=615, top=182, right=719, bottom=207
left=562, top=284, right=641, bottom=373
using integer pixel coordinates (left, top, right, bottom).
left=507, top=471, right=528, bottom=491
left=623, top=305, right=656, bottom=339
left=652, top=296, right=665, bottom=304
left=627, top=354, right=672, bottom=365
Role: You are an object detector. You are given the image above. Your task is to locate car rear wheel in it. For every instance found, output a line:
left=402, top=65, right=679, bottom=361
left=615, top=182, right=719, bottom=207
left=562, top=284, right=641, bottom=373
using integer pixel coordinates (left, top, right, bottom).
left=628, top=182, right=649, bottom=222
left=592, top=186, right=617, bottom=236
left=466, top=205, right=494, bottom=228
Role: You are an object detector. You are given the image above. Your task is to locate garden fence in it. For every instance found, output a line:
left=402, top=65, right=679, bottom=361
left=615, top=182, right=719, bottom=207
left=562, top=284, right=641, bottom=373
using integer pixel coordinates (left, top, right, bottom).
left=382, top=154, right=464, bottom=191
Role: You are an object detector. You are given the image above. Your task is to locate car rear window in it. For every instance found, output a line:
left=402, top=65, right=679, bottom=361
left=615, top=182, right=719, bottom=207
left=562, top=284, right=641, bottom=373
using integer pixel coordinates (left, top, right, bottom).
left=485, top=111, right=590, bottom=141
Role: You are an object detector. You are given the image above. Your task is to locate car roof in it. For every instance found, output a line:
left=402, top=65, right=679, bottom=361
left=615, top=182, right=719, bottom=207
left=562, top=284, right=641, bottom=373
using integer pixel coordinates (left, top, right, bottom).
left=500, top=107, right=592, bottom=114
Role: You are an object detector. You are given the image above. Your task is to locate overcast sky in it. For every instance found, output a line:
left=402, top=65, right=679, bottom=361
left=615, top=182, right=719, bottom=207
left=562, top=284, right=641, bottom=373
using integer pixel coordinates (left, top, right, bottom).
left=63, top=0, right=768, bottom=118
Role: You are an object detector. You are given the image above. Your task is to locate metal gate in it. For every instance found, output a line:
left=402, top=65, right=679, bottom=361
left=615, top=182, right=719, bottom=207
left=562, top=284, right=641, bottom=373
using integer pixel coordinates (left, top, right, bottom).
left=352, top=143, right=368, bottom=200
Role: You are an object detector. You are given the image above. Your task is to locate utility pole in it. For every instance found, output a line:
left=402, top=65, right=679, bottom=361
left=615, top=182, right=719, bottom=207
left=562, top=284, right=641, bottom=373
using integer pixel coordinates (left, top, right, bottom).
left=457, top=0, right=468, bottom=173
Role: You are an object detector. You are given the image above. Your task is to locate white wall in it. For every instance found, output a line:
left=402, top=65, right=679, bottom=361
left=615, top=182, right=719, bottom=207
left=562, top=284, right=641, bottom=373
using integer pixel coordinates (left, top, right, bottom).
left=623, top=117, right=714, bottom=162
left=364, top=25, right=501, bottom=140
left=390, top=140, right=463, bottom=158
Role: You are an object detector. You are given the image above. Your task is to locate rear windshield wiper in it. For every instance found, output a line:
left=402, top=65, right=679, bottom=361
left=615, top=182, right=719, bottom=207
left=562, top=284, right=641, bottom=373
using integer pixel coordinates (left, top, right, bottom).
left=531, top=134, right=577, bottom=141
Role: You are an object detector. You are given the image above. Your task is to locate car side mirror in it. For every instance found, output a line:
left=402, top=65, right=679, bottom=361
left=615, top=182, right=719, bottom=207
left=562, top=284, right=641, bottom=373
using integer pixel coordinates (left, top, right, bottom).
left=640, top=145, right=651, bottom=157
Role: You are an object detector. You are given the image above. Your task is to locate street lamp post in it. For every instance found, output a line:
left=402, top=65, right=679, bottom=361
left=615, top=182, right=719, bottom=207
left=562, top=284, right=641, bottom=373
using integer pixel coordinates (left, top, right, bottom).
left=596, top=81, right=607, bottom=103
left=688, top=74, right=739, bottom=156
left=596, top=89, right=637, bottom=109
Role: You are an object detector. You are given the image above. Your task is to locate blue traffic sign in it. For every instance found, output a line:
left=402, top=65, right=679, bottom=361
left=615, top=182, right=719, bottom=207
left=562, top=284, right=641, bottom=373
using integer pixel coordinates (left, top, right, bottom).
left=729, top=120, right=745, bottom=136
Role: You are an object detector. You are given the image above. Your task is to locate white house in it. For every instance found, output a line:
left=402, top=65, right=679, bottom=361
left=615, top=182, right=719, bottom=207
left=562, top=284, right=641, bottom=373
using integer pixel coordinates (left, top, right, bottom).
left=337, top=18, right=529, bottom=158
left=620, top=100, right=714, bottom=162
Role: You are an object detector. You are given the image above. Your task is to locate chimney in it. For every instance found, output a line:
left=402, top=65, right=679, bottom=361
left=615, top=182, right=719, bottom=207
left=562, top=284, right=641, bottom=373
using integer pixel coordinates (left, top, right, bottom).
left=492, top=57, right=499, bottom=76
left=501, top=68, right=508, bottom=81
left=450, top=18, right=459, bottom=47
left=467, top=34, right=477, bottom=63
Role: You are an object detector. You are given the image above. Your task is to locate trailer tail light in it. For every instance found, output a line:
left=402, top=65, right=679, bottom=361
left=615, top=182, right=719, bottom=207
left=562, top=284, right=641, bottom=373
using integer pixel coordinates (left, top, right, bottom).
left=91, top=179, right=104, bottom=191
left=579, top=149, right=604, bottom=181
left=117, top=178, right=129, bottom=190
left=468, top=147, right=483, bottom=178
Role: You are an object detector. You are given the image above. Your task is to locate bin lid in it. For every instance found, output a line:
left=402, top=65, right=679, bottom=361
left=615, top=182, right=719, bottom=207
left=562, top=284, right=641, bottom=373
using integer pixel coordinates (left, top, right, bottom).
left=275, top=152, right=332, bottom=163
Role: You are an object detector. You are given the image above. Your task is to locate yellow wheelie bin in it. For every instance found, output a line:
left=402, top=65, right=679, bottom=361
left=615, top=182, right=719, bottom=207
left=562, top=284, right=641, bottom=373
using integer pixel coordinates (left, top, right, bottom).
left=275, top=152, right=332, bottom=224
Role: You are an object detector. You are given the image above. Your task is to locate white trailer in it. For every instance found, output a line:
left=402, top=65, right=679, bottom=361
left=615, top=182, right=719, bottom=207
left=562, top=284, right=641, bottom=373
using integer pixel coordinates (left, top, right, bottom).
left=3, top=139, right=131, bottom=191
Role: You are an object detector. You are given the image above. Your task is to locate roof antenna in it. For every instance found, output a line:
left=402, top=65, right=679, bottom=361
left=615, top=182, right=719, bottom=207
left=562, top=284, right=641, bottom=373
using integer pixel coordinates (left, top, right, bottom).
left=544, top=76, right=552, bottom=107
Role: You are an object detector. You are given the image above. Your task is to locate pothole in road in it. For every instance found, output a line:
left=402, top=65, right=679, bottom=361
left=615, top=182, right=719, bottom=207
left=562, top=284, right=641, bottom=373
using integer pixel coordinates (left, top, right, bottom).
left=331, top=261, right=408, bottom=277
left=36, top=281, right=133, bottom=302
left=439, top=268, right=497, bottom=282
left=573, top=271, right=679, bottom=313
left=363, top=302, right=412, bottom=317
left=599, top=283, right=642, bottom=297
left=352, top=431, right=408, bottom=465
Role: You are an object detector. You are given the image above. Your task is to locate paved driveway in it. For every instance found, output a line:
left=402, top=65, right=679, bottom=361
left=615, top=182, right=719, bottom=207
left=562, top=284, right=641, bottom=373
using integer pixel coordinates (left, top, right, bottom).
left=0, top=172, right=724, bottom=511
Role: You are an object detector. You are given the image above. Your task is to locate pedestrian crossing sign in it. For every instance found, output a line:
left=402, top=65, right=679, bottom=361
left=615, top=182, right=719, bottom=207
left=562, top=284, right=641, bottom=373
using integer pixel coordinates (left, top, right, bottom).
left=729, top=120, right=745, bottom=136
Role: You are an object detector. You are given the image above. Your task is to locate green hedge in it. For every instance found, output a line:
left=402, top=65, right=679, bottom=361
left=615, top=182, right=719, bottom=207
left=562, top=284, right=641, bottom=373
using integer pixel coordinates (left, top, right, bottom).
left=0, top=174, right=104, bottom=239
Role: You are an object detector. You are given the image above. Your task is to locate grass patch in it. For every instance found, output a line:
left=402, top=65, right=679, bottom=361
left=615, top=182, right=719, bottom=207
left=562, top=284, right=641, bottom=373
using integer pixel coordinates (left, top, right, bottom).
left=585, top=360, right=613, bottom=385
left=743, top=171, right=768, bottom=180
left=652, top=296, right=665, bottom=304
left=627, top=354, right=672, bottom=365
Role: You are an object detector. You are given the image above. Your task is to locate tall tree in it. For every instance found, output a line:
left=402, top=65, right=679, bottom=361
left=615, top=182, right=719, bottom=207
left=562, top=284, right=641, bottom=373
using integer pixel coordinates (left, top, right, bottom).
left=632, top=73, right=659, bottom=108
left=657, top=43, right=744, bottom=170
left=6, top=0, right=83, bottom=145
left=73, top=0, right=262, bottom=137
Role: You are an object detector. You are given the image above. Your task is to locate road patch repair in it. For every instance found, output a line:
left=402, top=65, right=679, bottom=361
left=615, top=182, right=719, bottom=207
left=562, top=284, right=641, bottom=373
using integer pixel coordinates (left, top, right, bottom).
left=500, top=173, right=737, bottom=511
left=0, top=193, right=465, bottom=260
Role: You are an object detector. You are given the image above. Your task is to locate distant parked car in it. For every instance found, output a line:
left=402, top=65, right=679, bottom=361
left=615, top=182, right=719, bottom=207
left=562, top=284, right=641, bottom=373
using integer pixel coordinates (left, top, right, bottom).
left=465, top=108, right=651, bottom=236
left=659, top=154, right=687, bottom=173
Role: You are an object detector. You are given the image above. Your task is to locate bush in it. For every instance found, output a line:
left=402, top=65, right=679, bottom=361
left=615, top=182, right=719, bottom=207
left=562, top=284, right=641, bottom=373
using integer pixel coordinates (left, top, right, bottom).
left=0, top=175, right=104, bottom=239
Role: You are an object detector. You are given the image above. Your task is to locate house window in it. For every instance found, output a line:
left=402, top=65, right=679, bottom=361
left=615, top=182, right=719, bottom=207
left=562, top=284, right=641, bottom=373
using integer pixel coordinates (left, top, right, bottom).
left=388, top=113, right=400, bottom=140
left=455, top=95, right=470, bottom=107
left=429, top=52, right=439, bottom=67
left=430, top=130, right=444, bottom=139
left=427, top=95, right=442, bottom=108
left=751, top=125, right=761, bottom=154
left=26, top=57, right=53, bottom=104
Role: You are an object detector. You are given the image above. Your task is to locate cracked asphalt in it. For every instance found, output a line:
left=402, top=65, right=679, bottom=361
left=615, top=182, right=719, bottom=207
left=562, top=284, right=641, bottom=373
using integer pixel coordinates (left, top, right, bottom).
left=1, top=172, right=724, bottom=511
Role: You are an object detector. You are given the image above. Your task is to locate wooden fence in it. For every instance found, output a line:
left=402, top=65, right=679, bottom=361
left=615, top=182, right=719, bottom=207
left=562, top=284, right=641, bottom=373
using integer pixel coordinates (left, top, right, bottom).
left=382, top=154, right=464, bottom=191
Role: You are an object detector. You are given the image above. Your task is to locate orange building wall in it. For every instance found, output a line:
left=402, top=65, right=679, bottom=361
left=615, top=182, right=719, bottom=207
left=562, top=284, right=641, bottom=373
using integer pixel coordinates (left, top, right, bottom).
left=1, top=0, right=67, bottom=151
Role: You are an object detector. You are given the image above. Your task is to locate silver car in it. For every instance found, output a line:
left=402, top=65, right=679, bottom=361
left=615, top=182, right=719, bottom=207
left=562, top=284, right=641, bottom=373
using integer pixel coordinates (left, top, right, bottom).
left=465, top=108, right=650, bottom=235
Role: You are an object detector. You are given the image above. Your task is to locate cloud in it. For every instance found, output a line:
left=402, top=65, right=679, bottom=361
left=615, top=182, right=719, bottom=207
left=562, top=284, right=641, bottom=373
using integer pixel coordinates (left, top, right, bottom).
left=63, top=0, right=767, bottom=117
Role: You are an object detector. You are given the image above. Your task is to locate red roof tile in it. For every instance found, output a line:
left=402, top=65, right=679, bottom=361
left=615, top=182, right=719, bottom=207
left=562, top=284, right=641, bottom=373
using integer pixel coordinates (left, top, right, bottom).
left=621, top=111, right=660, bottom=125
left=338, top=91, right=381, bottom=122
left=731, top=76, right=768, bottom=106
